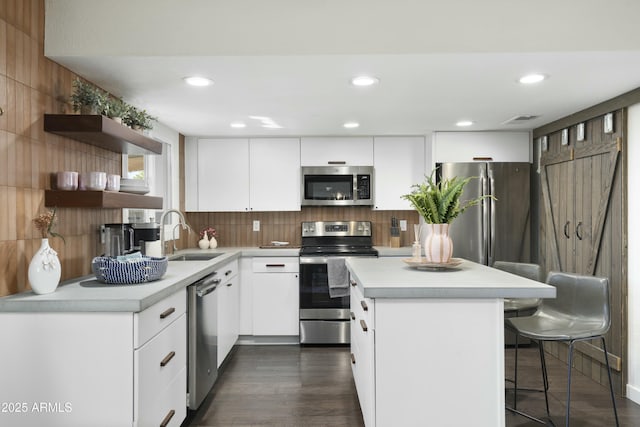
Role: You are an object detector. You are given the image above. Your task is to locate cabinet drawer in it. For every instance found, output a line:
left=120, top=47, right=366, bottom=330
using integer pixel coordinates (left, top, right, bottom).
left=215, top=259, right=239, bottom=281
left=252, top=257, right=299, bottom=273
left=137, top=366, right=187, bottom=427
left=135, top=313, right=187, bottom=412
left=135, top=289, right=186, bottom=348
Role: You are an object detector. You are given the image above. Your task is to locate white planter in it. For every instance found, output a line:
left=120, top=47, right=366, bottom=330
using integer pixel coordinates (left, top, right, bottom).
left=198, top=238, right=209, bottom=249
left=423, top=224, right=453, bottom=263
left=28, top=238, right=61, bottom=294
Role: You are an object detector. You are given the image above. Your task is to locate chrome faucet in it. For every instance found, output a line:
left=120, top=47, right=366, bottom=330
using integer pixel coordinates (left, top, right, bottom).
left=159, top=209, right=193, bottom=256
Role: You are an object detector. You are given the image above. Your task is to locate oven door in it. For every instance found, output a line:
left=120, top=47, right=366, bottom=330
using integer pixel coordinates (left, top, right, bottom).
left=299, top=256, right=350, bottom=320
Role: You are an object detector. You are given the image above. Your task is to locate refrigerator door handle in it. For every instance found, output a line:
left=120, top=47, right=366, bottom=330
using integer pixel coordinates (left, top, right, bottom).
left=488, top=175, right=496, bottom=266
left=481, top=171, right=489, bottom=266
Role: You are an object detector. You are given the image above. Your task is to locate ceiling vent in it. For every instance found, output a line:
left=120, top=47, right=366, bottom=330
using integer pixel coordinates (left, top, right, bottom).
left=502, top=115, right=540, bottom=125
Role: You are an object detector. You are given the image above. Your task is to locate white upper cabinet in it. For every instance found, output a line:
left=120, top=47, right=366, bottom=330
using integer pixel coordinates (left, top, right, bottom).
left=197, top=138, right=250, bottom=212
left=186, top=138, right=301, bottom=212
left=433, top=131, right=531, bottom=163
left=301, top=137, right=374, bottom=166
left=249, top=138, right=300, bottom=211
left=373, top=136, right=425, bottom=210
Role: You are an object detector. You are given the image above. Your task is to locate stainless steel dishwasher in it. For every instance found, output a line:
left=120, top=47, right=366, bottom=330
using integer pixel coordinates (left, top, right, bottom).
left=187, top=272, right=220, bottom=410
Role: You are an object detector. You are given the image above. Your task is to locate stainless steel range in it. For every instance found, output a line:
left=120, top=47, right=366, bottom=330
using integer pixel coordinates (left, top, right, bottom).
left=299, top=221, right=378, bottom=344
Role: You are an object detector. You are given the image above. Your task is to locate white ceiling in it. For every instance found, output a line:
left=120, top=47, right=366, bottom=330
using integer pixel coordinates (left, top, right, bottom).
left=44, top=0, right=640, bottom=137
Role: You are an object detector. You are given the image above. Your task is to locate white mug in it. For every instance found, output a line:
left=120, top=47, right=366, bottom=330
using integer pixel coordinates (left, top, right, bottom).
left=106, top=174, right=121, bottom=191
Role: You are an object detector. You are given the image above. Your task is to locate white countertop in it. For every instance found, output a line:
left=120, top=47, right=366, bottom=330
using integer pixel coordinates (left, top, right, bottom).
left=346, top=257, right=556, bottom=299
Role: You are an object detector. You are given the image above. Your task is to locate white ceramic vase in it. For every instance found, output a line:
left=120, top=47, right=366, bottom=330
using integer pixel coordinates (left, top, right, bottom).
left=198, top=237, right=210, bottom=249
left=423, top=223, right=453, bottom=263
left=28, top=238, right=61, bottom=295
left=209, top=237, right=218, bottom=249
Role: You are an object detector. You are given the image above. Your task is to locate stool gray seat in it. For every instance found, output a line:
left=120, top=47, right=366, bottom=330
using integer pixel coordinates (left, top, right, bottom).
left=493, top=261, right=541, bottom=312
left=506, top=271, right=619, bottom=427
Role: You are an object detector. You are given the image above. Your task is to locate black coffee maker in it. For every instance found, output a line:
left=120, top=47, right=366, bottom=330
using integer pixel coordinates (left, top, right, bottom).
left=100, top=222, right=160, bottom=257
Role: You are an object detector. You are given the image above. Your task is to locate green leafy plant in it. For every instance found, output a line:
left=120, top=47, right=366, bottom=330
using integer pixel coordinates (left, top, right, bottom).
left=104, top=97, right=129, bottom=119
left=70, top=78, right=107, bottom=114
left=402, top=171, right=494, bottom=224
left=123, top=107, right=156, bottom=130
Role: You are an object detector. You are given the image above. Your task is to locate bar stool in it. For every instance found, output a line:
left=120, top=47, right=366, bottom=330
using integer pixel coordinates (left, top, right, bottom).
left=505, top=271, right=619, bottom=427
left=493, top=261, right=542, bottom=408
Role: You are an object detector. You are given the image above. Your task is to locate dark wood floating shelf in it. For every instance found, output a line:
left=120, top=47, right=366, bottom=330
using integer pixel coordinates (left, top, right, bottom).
left=45, top=190, right=163, bottom=209
left=44, top=114, right=163, bottom=155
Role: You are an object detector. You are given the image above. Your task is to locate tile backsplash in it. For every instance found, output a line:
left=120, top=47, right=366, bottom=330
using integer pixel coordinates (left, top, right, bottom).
left=183, top=208, right=420, bottom=249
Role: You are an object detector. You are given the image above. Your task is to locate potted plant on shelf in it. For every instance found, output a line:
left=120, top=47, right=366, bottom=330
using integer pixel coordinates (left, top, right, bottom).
left=402, top=171, right=493, bottom=263
left=123, top=107, right=156, bottom=131
left=104, top=97, right=129, bottom=124
left=70, top=78, right=107, bottom=115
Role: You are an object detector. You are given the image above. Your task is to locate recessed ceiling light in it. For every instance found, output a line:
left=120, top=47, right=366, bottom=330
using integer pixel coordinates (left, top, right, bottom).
left=456, top=120, right=474, bottom=127
left=518, top=73, right=546, bottom=84
left=230, top=122, right=246, bottom=128
left=350, top=76, right=379, bottom=87
left=343, top=122, right=360, bottom=129
left=184, top=76, right=214, bottom=87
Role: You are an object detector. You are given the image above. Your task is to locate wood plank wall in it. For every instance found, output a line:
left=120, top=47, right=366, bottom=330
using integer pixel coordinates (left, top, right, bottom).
left=0, top=0, right=122, bottom=297
left=536, top=110, right=627, bottom=394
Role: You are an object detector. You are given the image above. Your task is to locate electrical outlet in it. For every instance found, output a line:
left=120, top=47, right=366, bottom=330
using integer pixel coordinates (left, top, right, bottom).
left=253, top=220, right=260, bottom=231
left=399, top=220, right=407, bottom=231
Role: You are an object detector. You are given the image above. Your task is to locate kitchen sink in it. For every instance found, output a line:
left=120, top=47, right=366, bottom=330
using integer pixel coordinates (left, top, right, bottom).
left=169, top=253, right=222, bottom=261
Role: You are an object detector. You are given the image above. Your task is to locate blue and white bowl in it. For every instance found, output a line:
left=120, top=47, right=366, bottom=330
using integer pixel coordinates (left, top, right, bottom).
left=91, top=256, right=168, bottom=284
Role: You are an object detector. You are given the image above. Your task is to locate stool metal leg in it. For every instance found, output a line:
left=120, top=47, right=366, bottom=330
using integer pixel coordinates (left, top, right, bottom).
left=539, top=341, right=551, bottom=418
left=514, top=331, right=519, bottom=408
left=601, top=338, right=620, bottom=427
left=566, top=342, right=575, bottom=427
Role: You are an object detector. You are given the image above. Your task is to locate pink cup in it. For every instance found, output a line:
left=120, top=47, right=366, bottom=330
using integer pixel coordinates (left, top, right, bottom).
left=56, top=171, right=78, bottom=191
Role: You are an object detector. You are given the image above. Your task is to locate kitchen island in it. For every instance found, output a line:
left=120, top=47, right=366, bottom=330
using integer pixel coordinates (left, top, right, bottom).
left=346, top=257, right=555, bottom=427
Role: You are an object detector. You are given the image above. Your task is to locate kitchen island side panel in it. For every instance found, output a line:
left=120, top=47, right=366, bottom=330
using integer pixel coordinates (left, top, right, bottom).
left=0, top=312, right=134, bottom=427
left=374, top=298, right=505, bottom=427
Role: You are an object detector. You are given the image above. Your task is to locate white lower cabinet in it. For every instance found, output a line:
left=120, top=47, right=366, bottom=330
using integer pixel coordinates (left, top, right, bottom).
left=251, top=257, right=299, bottom=336
left=0, top=290, right=187, bottom=427
left=350, top=281, right=376, bottom=427
left=217, top=260, right=239, bottom=367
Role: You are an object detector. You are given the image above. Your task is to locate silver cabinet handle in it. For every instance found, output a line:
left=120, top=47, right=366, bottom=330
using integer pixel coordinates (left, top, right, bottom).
left=225, top=269, right=233, bottom=276
left=351, top=353, right=356, bottom=364
left=564, top=221, right=571, bottom=239
left=350, top=311, right=355, bottom=320
left=576, top=221, right=583, bottom=240
left=226, top=282, right=233, bottom=287
left=360, top=319, right=368, bottom=332
left=350, top=280, right=357, bottom=287
left=360, top=300, right=368, bottom=311
left=160, top=409, right=175, bottom=427
left=160, top=351, right=175, bottom=367
left=159, top=307, right=175, bottom=319
left=266, top=264, right=285, bottom=267
left=328, top=161, right=346, bottom=165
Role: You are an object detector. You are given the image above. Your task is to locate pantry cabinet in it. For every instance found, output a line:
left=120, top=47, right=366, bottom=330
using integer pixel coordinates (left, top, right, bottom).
left=538, top=110, right=626, bottom=393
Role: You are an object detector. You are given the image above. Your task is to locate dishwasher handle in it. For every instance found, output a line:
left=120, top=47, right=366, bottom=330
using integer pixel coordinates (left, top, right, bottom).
left=196, top=276, right=221, bottom=297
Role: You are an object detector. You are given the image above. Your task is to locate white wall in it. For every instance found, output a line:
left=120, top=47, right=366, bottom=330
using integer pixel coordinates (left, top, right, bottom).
left=627, top=103, right=640, bottom=404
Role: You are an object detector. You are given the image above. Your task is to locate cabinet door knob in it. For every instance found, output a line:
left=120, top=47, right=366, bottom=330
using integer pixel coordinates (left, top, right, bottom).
left=360, top=300, right=368, bottom=311
left=360, top=319, right=368, bottom=332
left=350, top=280, right=357, bottom=287
left=350, top=353, right=356, bottom=364
left=350, top=311, right=355, bottom=320
left=159, top=307, right=175, bottom=319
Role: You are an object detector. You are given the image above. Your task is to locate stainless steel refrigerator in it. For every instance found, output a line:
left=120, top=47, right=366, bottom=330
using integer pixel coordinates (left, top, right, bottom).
left=438, top=162, right=531, bottom=266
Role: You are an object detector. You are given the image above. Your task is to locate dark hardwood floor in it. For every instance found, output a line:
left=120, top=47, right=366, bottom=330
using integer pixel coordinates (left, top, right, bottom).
left=184, top=345, right=640, bottom=427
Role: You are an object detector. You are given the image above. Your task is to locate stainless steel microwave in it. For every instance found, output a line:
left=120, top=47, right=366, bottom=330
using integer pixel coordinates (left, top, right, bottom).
left=301, top=166, right=374, bottom=206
